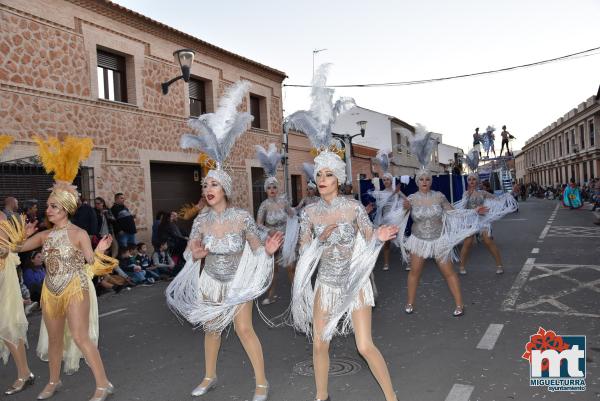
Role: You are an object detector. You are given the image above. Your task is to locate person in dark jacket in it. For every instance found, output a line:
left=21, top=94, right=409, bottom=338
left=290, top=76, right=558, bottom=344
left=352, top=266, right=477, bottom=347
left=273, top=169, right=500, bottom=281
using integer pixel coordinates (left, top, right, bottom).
left=72, top=197, right=98, bottom=238
left=111, top=192, right=137, bottom=249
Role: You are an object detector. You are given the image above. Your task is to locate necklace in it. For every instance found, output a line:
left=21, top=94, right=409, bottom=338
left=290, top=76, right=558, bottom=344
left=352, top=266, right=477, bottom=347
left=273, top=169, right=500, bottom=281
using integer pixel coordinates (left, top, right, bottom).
left=54, top=222, right=70, bottom=230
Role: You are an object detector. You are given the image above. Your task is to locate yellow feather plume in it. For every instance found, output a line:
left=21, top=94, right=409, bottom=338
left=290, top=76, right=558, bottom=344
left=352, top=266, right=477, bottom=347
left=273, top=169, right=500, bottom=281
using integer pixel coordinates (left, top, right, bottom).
left=34, top=136, right=93, bottom=183
left=0, top=135, right=13, bottom=154
left=197, top=153, right=217, bottom=170
left=178, top=203, right=201, bottom=220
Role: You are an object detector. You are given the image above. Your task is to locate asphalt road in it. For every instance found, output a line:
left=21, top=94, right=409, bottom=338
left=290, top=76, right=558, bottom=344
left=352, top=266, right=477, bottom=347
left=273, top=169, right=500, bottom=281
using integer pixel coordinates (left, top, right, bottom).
left=2, top=198, right=599, bottom=401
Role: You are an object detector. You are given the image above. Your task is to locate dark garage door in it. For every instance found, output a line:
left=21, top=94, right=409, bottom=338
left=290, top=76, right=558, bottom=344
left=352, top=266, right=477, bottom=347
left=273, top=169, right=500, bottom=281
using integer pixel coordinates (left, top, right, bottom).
left=150, top=162, right=202, bottom=235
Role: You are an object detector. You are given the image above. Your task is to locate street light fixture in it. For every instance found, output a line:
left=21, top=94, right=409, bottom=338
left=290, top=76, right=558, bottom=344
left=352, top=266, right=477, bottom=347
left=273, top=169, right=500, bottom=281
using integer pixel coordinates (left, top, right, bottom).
left=332, top=120, right=368, bottom=187
left=161, top=49, right=195, bottom=95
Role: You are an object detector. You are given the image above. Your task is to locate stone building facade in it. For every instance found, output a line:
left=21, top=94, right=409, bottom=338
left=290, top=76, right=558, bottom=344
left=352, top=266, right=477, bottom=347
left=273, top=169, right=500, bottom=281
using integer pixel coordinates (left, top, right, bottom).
left=521, top=89, right=599, bottom=186
left=0, top=0, right=287, bottom=242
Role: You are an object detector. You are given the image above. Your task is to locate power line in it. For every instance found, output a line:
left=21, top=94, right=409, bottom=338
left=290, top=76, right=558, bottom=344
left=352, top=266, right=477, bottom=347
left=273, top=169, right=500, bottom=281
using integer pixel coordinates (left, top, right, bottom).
left=284, top=45, right=600, bottom=88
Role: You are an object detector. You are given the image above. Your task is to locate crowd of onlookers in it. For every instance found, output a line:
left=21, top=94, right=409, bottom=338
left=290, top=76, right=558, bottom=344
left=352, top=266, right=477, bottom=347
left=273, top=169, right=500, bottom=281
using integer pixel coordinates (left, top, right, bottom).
left=1, top=192, right=191, bottom=314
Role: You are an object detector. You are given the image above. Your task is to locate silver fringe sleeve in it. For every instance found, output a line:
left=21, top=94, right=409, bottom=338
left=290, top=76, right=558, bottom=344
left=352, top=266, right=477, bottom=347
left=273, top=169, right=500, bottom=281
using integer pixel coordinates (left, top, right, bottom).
left=281, top=215, right=300, bottom=267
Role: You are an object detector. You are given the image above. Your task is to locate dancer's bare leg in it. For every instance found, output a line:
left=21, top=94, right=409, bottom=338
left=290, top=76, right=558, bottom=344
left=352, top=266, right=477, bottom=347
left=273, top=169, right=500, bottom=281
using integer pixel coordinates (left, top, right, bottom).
left=312, top=289, right=330, bottom=400
left=352, top=301, right=397, bottom=401
left=481, top=231, right=502, bottom=267
left=66, top=292, right=110, bottom=398
left=266, top=264, right=279, bottom=300
left=406, top=254, right=426, bottom=305
left=40, top=310, right=65, bottom=394
left=436, top=259, right=464, bottom=307
left=4, top=339, right=31, bottom=385
left=383, top=241, right=391, bottom=269
left=287, top=264, right=296, bottom=284
left=198, top=331, right=221, bottom=386
left=459, top=235, right=475, bottom=272
left=233, top=301, right=267, bottom=396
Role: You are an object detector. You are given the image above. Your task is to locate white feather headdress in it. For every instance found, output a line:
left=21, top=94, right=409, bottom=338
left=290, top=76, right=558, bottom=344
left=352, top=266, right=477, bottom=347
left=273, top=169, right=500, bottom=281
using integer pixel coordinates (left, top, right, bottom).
left=255, top=143, right=282, bottom=190
left=375, top=149, right=392, bottom=175
left=302, top=162, right=316, bottom=189
left=406, top=124, right=438, bottom=169
left=180, top=80, right=253, bottom=196
left=284, top=64, right=356, bottom=183
left=181, top=80, right=252, bottom=168
left=465, top=147, right=480, bottom=172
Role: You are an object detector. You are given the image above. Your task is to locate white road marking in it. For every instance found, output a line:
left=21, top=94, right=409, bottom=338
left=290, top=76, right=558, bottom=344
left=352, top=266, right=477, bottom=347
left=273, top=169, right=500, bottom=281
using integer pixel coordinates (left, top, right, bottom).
left=445, top=384, right=475, bottom=401
left=501, top=258, right=535, bottom=310
left=531, top=248, right=539, bottom=254
left=476, top=324, right=504, bottom=350
left=539, top=225, right=551, bottom=239
left=502, top=262, right=600, bottom=318
left=99, top=308, right=127, bottom=318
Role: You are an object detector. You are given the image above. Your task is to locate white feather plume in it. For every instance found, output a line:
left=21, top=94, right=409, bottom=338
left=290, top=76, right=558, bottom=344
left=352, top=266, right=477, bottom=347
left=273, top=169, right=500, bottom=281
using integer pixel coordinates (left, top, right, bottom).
left=255, top=143, right=281, bottom=177
left=466, top=147, right=480, bottom=171
left=408, top=124, right=438, bottom=168
left=284, top=64, right=356, bottom=150
left=302, top=162, right=315, bottom=183
left=181, top=80, right=253, bottom=166
left=375, top=149, right=392, bottom=174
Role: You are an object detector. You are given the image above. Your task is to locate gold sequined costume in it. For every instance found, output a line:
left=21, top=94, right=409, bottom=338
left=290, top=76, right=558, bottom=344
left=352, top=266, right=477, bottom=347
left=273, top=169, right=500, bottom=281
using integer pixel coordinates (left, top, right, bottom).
left=36, top=225, right=116, bottom=374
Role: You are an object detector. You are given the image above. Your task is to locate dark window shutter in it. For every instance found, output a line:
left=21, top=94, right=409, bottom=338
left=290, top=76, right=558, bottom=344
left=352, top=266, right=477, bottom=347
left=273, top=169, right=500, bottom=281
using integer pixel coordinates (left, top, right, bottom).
left=97, top=50, right=125, bottom=71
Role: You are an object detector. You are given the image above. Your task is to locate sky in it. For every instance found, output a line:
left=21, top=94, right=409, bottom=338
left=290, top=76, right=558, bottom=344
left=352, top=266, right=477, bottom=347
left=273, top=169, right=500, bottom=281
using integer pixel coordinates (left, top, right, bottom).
left=113, top=0, right=600, bottom=152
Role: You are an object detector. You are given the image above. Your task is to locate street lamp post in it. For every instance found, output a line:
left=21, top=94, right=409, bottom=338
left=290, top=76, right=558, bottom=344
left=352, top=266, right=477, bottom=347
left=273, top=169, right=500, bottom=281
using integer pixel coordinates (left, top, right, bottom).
left=332, top=120, right=367, bottom=187
left=161, top=49, right=195, bottom=95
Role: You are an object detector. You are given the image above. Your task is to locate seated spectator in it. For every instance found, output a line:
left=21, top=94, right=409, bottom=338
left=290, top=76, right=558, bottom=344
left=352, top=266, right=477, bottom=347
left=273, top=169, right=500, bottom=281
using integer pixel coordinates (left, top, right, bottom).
left=152, top=211, right=167, bottom=249
left=137, top=243, right=160, bottom=281
left=119, top=246, right=152, bottom=285
left=157, top=211, right=188, bottom=263
left=96, top=275, right=125, bottom=295
left=152, top=241, right=176, bottom=278
left=23, top=251, right=45, bottom=303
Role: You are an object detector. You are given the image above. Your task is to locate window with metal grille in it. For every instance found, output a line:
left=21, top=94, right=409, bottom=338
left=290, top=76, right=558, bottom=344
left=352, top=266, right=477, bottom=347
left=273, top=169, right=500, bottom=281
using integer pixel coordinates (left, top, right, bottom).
left=97, top=49, right=127, bottom=102
left=189, top=78, right=206, bottom=117
left=250, top=95, right=261, bottom=129
left=0, top=157, right=94, bottom=213
left=251, top=167, right=266, bottom=218
left=589, top=120, right=595, bottom=147
left=396, top=133, right=402, bottom=154
left=579, top=125, right=585, bottom=149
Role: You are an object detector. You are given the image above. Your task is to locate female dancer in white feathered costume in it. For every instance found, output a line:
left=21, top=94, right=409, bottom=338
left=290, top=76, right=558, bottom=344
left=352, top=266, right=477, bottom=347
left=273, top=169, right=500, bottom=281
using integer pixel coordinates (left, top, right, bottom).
left=456, top=172, right=518, bottom=275
left=255, top=143, right=296, bottom=305
left=371, top=148, right=407, bottom=271
left=286, top=64, right=400, bottom=401
left=165, top=81, right=283, bottom=401
left=397, top=126, right=485, bottom=317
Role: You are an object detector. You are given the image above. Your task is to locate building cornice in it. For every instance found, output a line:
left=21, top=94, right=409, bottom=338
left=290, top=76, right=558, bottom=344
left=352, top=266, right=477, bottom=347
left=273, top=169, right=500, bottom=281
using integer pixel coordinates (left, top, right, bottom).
left=66, top=0, right=287, bottom=82
left=523, top=96, right=599, bottom=150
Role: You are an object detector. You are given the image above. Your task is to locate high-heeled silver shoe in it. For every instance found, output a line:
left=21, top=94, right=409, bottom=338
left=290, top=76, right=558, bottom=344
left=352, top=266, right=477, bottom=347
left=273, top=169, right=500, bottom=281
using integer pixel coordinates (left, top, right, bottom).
left=404, top=303, right=414, bottom=314
left=89, top=382, right=114, bottom=401
left=453, top=305, right=465, bottom=317
left=4, top=372, right=35, bottom=395
left=191, top=377, right=218, bottom=396
left=37, top=381, right=62, bottom=400
left=314, top=397, right=331, bottom=401
left=253, top=381, right=269, bottom=401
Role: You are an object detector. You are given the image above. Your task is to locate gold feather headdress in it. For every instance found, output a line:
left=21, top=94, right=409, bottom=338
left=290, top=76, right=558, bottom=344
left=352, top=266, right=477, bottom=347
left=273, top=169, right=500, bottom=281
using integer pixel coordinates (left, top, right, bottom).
left=34, top=135, right=93, bottom=215
left=0, top=135, right=13, bottom=154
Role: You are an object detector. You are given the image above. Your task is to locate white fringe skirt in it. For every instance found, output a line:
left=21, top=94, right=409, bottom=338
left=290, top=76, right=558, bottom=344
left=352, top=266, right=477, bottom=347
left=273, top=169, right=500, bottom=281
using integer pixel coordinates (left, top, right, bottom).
left=405, top=235, right=456, bottom=262
left=315, top=279, right=374, bottom=315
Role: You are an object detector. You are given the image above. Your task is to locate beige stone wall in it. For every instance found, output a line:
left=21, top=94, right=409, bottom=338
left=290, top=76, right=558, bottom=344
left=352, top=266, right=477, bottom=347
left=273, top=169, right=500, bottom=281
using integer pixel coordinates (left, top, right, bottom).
left=0, top=0, right=285, bottom=244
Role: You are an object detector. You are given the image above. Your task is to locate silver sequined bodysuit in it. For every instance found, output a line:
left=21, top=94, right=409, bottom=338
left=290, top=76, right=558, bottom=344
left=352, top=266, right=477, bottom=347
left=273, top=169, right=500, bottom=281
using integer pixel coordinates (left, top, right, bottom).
left=189, top=208, right=263, bottom=282
left=408, top=190, right=452, bottom=240
left=462, top=189, right=494, bottom=209
left=257, top=196, right=293, bottom=234
left=299, top=196, right=376, bottom=289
